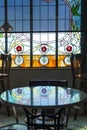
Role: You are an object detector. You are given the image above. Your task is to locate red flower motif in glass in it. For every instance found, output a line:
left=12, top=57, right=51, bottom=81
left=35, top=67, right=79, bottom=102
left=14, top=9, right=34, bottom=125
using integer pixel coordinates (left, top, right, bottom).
left=66, top=45, right=72, bottom=52
left=16, top=45, right=22, bottom=52
left=41, top=46, right=47, bottom=52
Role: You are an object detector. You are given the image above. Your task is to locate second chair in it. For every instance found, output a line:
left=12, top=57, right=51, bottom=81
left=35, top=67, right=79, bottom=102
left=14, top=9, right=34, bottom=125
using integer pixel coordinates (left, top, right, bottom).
left=70, top=53, right=87, bottom=120
left=26, top=80, right=70, bottom=128
left=0, top=53, right=19, bottom=122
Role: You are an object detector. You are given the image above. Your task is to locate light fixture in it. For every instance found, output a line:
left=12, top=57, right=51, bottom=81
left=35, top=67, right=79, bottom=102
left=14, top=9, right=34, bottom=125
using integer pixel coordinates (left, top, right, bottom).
left=0, top=21, right=13, bottom=32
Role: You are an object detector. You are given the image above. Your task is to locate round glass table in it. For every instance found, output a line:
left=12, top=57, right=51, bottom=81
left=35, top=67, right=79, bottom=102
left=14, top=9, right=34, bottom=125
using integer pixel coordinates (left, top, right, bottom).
left=1, top=86, right=87, bottom=130
left=1, top=86, right=87, bottom=108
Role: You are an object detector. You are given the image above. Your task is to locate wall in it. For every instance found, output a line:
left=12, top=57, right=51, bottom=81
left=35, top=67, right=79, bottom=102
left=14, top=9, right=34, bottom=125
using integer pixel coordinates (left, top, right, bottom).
left=10, top=68, right=72, bottom=88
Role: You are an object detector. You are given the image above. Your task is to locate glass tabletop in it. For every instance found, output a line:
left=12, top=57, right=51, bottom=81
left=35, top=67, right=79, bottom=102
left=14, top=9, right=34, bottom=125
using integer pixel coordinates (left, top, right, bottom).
left=1, top=86, right=87, bottom=108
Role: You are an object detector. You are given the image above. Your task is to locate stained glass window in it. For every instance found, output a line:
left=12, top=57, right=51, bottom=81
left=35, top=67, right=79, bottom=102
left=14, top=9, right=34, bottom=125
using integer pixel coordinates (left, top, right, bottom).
left=0, top=0, right=81, bottom=68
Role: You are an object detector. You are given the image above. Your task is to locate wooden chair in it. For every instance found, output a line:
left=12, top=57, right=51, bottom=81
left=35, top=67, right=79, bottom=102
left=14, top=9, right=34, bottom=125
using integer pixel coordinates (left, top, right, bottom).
left=70, top=53, right=87, bottom=120
left=0, top=53, right=19, bottom=122
left=0, top=53, right=12, bottom=117
left=0, top=53, right=12, bottom=92
left=29, top=80, right=68, bottom=114
left=70, top=53, right=87, bottom=90
left=0, top=123, right=27, bottom=130
left=27, top=80, right=70, bottom=128
left=23, top=107, right=71, bottom=130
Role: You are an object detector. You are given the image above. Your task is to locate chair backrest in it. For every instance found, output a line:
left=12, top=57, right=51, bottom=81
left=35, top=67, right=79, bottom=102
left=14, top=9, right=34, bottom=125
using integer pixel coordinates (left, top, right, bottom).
left=29, top=80, right=68, bottom=87
left=70, top=53, right=85, bottom=74
left=29, top=80, right=68, bottom=113
left=23, top=107, right=66, bottom=130
left=0, top=53, right=12, bottom=90
left=28, top=80, right=68, bottom=127
left=1, top=53, right=12, bottom=74
left=70, top=53, right=85, bottom=88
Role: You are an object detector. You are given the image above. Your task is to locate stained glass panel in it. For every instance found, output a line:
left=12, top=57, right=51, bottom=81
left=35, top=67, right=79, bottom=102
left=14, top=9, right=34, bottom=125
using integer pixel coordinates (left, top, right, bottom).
left=0, top=33, right=5, bottom=53
left=5, top=33, right=30, bottom=67
left=32, top=33, right=56, bottom=67
left=58, top=32, right=81, bottom=67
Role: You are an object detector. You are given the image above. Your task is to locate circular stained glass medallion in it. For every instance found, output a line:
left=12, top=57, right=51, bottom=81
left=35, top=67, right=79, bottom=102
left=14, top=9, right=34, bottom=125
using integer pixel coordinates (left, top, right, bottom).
left=64, top=56, right=71, bottom=65
left=15, top=56, right=24, bottom=65
left=39, top=55, right=49, bottom=65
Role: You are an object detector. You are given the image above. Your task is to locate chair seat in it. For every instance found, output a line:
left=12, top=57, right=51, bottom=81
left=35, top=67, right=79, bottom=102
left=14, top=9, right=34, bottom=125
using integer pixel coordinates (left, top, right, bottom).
left=75, top=73, right=87, bottom=78
left=0, top=73, right=8, bottom=77
left=37, top=115, right=55, bottom=121
left=0, top=123, right=27, bottom=130
left=72, top=105, right=82, bottom=110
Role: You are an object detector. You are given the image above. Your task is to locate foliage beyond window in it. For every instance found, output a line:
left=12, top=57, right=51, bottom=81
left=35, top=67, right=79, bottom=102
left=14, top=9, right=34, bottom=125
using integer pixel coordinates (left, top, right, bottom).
left=0, top=0, right=81, bottom=68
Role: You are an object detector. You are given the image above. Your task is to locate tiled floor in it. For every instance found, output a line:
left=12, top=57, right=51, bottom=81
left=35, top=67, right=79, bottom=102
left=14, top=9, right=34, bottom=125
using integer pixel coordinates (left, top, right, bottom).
left=0, top=107, right=87, bottom=130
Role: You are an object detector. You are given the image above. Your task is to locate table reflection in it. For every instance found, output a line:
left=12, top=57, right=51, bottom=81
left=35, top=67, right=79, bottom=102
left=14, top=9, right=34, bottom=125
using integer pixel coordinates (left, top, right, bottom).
left=1, top=86, right=87, bottom=108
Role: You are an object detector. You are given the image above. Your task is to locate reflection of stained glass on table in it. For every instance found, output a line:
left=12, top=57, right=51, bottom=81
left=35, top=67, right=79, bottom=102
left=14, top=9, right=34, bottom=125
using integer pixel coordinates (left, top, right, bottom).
left=11, top=87, right=31, bottom=105
left=1, top=86, right=83, bottom=108
left=71, top=90, right=80, bottom=103
left=57, top=87, right=72, bottom=105
left=33, top=86, right=56, bottom=105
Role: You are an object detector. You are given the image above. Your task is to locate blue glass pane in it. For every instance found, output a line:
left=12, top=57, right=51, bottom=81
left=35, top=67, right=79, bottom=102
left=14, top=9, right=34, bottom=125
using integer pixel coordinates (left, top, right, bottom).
left=0, top=0, right=4, bottom=6
left=15, top=0, right=22, bottom=5
left=23, top=7, right=30, bottom=19
left=8, top=7, right=15, bottom=20
left=41, top=7, right=48, bottom=19
left=49, top=6, right=55, bottom=19
left=58, top=5, right=66, bottom=19
left=8, top=21, right=15, bottom=30
left=58, top=20, right=70, bottom=31
left=23, top=21, right=30, bottom=31
left=58, top=0, right=65, bottom=4
left=23, top=0, right=30, bottom=6
left=41, top=20, right=48, bottom=31
left=33, top=0, right=40, bottom=5
left=33, top=7, right=40, bottom=19
left=49, top=20, right=55, bottom=31
left=66, top=6, right=69, bottom=19
left=33, top=21, right=40, bottom=31
left=41, top=0, right=56, bottom=5
left=15, top=21, right=22, bottom=31
left=15, top=7, right=22, bottom=19
left=8, top=0, right=14, bottom=6
left=0, top=7, right=4, bottom=20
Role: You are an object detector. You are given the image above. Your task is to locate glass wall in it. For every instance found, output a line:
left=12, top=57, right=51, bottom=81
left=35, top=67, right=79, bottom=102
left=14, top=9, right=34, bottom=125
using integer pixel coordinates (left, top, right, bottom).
left=0, top=0, right=81, bottom=68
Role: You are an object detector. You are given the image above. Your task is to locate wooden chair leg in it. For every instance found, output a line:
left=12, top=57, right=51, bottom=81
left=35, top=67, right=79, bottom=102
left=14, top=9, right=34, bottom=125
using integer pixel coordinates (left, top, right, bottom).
left=66, top=107, right=71, bottom=127
left=6, top=105, right=11, bottom=116
left=74, top=109, right=78, bottom=120
left=12, top=105, right=19, bottom=123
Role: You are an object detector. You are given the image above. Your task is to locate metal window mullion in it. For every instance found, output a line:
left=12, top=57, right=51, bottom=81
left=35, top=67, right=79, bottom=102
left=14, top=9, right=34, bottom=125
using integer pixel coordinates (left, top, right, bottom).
left=22, top=0, right=23, bottom=31
left=4, top=0, right=8, bottom=53
left=56, top=0, right=58, bottom=67
left=30, top=0, right=33, bottom=67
